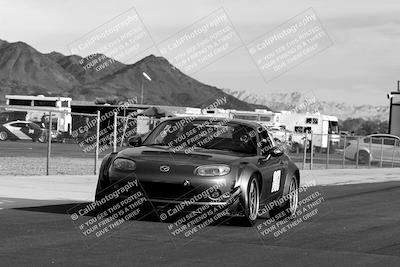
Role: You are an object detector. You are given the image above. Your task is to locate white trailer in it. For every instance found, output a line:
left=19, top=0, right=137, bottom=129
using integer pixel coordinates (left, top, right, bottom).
left=279, top=111, right=340, bottom=151
left=5, top=95, right=72, bottom=133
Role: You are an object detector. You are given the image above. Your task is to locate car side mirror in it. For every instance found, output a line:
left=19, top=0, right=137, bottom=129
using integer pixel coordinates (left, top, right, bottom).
left=259, top=146, right=283, bottom=164
left=128, top=136, right=142, bottom=147
left=270, top=147, right=284, bottom=157
left=260, top=141, right=283, bottom=157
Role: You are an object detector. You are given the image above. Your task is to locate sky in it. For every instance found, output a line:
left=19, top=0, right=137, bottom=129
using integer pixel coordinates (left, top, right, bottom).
left=0, top=0, right=399, bottom=105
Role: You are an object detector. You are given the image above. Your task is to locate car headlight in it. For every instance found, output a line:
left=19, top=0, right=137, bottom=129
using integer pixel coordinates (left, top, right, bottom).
left=113, top=158, right=136, bottom=171
left=194, top=165, right=230, bottom=176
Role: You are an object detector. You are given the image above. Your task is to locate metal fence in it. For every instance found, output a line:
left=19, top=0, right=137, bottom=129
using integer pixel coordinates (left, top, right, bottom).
left=0, top=105, right=162, bottom=176
left=1, top=105, right=399, bottom=175
left=278, top=133, right=400, bottom=170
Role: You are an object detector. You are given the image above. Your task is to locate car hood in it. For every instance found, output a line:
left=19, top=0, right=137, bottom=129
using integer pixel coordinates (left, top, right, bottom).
left=116, top=145, right=249, bottom=166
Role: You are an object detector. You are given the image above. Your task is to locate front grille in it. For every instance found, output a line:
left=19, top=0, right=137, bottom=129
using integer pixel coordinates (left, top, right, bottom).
left=139, top=181, right=196, bottom=200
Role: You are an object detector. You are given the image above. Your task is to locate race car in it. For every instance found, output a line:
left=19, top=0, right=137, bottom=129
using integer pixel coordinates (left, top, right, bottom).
left=95, top=117, right=300, bottom=226
left=0, top=121, right=47, bottom=142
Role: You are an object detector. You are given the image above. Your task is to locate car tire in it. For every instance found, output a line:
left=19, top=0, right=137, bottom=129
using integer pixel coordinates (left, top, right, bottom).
left=0, top=131, right=7, bottom=141
left=282, top=175, right=299, bottom=217
left=37, top=134, right=46, bottom=143
left=269, top=175, right=299, bottom=219
left=240, top=175, right=260, bottom=227
left=357, top=150, right=370, bottom=165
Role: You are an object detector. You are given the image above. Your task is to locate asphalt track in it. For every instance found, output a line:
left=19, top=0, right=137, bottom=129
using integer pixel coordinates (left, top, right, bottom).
left=1, top=182, right=400, bottom=266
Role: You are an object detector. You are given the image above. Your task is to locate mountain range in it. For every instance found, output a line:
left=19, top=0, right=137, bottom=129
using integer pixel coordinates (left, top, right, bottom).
left=0, top=39, right=266, bottom=111
left=0, top=39, right=389, bottom=120
left=223, top=89, right=389, bottom=121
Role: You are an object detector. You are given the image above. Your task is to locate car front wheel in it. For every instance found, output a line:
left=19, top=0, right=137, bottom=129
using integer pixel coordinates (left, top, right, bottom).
left=37, top=133, right=46, bottom=143
left=286, top=176, right=299, bottom=216
left=270, top=175, right=299, bottom=218
left=241, top=175, right=260, bottom=226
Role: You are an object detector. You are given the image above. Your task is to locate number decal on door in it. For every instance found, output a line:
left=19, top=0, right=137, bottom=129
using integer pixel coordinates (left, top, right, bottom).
left=271, top=170, right=281, bottom=192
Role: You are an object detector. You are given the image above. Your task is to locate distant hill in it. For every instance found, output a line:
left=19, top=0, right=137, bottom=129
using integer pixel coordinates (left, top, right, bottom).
left=0, top=40, right=78, bottom=95
left=223, top=89, right=389, bottom=121
left=0, top=39, right=268, bottom=111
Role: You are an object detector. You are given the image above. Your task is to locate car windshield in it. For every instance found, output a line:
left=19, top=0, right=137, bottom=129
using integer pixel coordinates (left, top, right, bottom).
left=143, top=119, right=258, bottom=155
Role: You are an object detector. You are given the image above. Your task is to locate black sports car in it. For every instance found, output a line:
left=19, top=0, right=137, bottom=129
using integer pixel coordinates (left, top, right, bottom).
left=95, top=117, right=300, bottom=226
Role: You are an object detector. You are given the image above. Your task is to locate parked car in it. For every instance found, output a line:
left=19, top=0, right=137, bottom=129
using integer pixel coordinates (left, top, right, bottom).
left=0, top=120, right=47, bottom=142
left=344, top=134, right=400, bottom=164
left=267, top=127, right=310, bottom=153
left=290, top=132, right=311, bottom=153
left=268, top=127, right=289, bottom=142
left=268, top=127, right=292, bottom=153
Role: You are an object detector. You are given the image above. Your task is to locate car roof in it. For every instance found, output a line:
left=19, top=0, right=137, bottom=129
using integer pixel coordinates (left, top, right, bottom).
left=367, top=133, right=400, bottom=139
left=2, top=120, right=38, bottom=126
left=164, top=116, right=263, bottom=129
left=8, top=120, right=32, bottom=124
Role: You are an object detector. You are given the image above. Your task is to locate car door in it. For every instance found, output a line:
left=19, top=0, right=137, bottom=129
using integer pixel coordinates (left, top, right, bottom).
left=7, top=122, right=31, bottom=140
left=21, top=123, right=37, bottom=139
left=27, top=123, right=43, bottom=139
left=396, top=139, right=400, bottom=163
left=369, top=135, right=383, bottom=160
left=257, top=126, right=286, bottom=205
left=382, top=137, right=397, bottom=162
left=370, top=135, right=394, bottom=162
